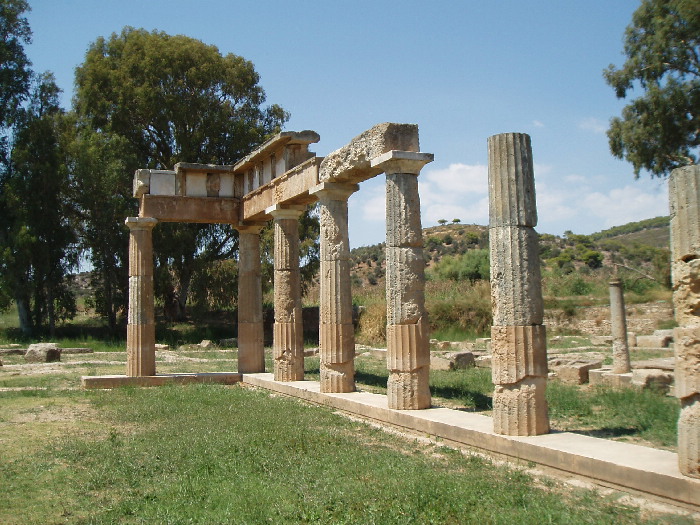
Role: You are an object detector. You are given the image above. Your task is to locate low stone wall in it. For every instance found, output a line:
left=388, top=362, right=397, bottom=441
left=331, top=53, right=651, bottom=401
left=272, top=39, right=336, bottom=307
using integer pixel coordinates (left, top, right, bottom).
left=545, top=302, right=673, bottom=336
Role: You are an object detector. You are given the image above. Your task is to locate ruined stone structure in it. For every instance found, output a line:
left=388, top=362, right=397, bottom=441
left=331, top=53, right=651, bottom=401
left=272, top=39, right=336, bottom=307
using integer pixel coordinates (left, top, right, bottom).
left=669, top=165, right=700, bottom=479
left=124, top=123, right=433, bottom=408
left=487, top=133, right=549, bottom=436
left=608, top=278, right=631, bottom=374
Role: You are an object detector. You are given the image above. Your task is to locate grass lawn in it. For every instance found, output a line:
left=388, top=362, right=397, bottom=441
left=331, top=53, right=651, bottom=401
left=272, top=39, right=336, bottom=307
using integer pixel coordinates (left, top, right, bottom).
left=1, top=384, right=688, bottom=524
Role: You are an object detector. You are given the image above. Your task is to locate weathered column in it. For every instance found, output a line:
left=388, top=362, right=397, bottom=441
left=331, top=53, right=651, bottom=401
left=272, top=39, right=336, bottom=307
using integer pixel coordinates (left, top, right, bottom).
left=237, top=223, right=265, bottom=373
left=488, top=133, right=549, bottom=436
left=669, top=164, right=700, bottom=478
left=310, top=182, right=359, bottom=392
left=125, top=217, right=158, bottom=377
left=267, top=205, right=305, bottom=381
left=609, top=278, right=631, bottom=374
left=371, top=151, right=434, bottom=410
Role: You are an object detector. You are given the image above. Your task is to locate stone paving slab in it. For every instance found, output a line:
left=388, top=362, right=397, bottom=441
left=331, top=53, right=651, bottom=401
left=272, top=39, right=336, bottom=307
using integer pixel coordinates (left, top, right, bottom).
left=241, top=373, right=700, bottom=511
left=82, top=373, right=241, bottom=389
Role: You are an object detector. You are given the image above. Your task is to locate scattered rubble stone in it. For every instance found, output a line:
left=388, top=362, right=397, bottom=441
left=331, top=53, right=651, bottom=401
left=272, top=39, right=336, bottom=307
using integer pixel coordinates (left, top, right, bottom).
left=24, top=343, right=61, bottom=363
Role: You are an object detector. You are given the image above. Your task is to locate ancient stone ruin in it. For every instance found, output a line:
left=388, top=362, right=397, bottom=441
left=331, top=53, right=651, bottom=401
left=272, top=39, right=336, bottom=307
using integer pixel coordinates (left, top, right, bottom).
left=102, top=122, right=700, bottom=483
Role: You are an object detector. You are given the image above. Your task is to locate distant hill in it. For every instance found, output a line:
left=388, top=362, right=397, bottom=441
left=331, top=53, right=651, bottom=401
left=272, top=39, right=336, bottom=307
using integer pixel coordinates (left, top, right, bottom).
left=588, top=216, right=669, bottom=250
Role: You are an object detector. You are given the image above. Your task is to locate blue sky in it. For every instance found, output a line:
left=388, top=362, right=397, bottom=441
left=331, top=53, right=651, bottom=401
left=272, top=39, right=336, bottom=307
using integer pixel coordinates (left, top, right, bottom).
left=26, top=0, right=669, bottom=248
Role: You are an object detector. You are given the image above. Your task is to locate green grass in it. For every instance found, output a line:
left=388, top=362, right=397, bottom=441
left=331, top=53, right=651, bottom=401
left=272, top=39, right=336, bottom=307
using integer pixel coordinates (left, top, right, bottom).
left=1, top=384, right=679, bottom=524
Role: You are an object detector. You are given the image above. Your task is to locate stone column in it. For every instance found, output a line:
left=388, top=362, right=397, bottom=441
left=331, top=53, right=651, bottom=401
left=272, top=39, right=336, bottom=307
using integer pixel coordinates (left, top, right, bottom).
left=310, top=182, right=359, bottom=393
left=371, top=151, right=434, bottom=410
left=609, top=278, right=631, bottom=374
left=237, top=223, right=265, bottom=373
left=669, top=164, right=700, bottom=478
left=125, top=217, right=158, bottom=377
left=267, top=205, right=305, bottom=381
left=487, top=133, right=549, bottom=436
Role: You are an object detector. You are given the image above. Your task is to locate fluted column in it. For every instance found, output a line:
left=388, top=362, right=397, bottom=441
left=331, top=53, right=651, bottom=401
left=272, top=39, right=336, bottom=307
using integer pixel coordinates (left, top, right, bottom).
left=488, top=133, right=549, bottom=436
left=310, top=182, right=359, bottom=392
left=371, top=151, right=433, bottom=410
left=669, top=164, right=700, bottom=478
left=125, top=217, right=157, bottom=377
left=237, top=223, right=266, bottom=373
left=609, top=278, right=631, bottom=374
left=267, top=205, right=305, bottom=381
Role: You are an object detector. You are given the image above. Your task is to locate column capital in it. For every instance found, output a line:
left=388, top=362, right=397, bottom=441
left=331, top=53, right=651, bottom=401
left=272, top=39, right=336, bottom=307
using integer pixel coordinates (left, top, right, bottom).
left=309, top=182, right=359, bottom=201
left=125, top=217, right=158, bottom=231
left=237, top=222, right=267, bottom=234
left=266, top=204, right=305, bottom=220
left=370, top=150, right=434, bottom=176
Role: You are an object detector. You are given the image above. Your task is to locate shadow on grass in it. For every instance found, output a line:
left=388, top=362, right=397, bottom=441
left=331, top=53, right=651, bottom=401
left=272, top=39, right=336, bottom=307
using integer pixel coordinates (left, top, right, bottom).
left=430, top=384, right=493, bottom=411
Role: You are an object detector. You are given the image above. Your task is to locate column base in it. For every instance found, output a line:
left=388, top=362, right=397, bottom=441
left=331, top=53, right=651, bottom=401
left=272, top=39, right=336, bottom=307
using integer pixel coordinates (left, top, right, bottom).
left=320, top=361, right=355, bottom=393
left=493, top=376, right=549, bottom=436
left=273, top=321, right=304, bottom=381
left=126, top=323, right=156, bottom=377
left=387, top=367, right=431, bottom=410
left=238, top=322, right=265, bottom=373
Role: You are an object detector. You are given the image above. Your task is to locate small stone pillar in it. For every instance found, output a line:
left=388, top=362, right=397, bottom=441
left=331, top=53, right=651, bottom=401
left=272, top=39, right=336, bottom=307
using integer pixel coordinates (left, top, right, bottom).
left=371, top=151, right=434, bottom=410
left=237, top=223, right=265, bottom=373
left=487, top=133, right=549, bottom=436
left=125, top=217, right=158, bottom=377
left=310, top=182, right=359, bottom=393
left=669, top=164, right=700, bottom=478
left=609, top=278, right=631, bottom=374
left=267, top=205, right=305, bottom=381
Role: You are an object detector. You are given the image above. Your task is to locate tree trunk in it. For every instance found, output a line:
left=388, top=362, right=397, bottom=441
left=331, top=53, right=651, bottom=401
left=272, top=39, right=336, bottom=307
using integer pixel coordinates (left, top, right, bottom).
left=16, top=295, right=32, bottom=336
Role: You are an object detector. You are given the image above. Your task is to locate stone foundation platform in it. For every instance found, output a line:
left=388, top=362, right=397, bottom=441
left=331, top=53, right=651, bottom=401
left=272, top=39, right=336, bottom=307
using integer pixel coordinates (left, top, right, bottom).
left=241, top=373, right=700, bottom=511
left=82, top=372, right=241, bottom=389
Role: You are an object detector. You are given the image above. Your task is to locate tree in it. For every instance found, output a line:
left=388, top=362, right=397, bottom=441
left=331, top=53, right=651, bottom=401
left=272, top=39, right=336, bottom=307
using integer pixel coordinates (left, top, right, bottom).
left=604, top=0, right=700, bottom=177
left=451, top=218, right=461, bottom=224
left=72, top=27, right=291, bottom=320
left=1, top=73, right=77, bottom=335
left=438, top=219, right=448, bottom=225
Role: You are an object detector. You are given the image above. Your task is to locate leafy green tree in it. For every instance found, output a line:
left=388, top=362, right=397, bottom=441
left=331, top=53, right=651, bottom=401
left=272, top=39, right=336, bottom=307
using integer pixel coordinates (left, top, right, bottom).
left=438, top=219, right=448, bottom=225
left=604, top=0, right=699, bottom=177
left=1, top=73, right=76, bottom=335
left=73, top=27, right=290, bottom=320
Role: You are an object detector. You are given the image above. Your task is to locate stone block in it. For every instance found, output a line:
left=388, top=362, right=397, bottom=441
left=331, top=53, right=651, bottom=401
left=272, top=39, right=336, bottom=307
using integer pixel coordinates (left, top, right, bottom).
left=631, top=369, right=674, bottom=394
left=385, top=172, right=423, bottom=248
left=430, top=351, right=475, bottom=371
left=489, top=226, right=543, bottom=325
left=430, top=354, right=455, bottom=371
left=319, top=123, right=419, bottom=184
left=588, top=368, right=633, bottom=388
left=475, top=355, right=492, bottom=368
left=450, top=351, right=476, bottom=369
left=22, top=343, right=61, bottom=363
left=320, top=361, right=355, bottom=393
left=671, top=258, right=700, bottom=327
left=199, top=340, right=215, bottom=349
left=550, top=359, right=603, bottom=385
left=387, top=366, right=431, bottom=410
left=590, top=335, right=613, bottom=346
left=491, top=325, right=548, bottom=384
left=636, top=335, right=672, bottom=348
left=669, top=164, right=700, bottom=261
left=475, top=338, right=491, bottom=350
left=319, top=322, right=354, bottom=363
left=273, top=321, right=304, bottom=381
left=155, top=344, right=169, bottom=351
left=674, top=326, right=700, bottom=399
left=492, top=377, right=549, bottom=436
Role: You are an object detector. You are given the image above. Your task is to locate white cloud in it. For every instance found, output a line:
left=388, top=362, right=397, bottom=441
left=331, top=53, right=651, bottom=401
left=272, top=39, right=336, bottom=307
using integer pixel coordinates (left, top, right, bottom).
left=418, top=163, right=489, bottom=225
left=581, top=185, right=669, bottom=229
left=533, top=120, right=545, bottom=128
left=578, top=117, right=607, bottom=134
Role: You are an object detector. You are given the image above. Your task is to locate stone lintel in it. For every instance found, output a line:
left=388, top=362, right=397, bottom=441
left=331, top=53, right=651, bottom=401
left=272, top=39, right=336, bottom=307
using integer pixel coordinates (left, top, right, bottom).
left=133, top=169, right=177, bottom=198
left=233, top=130, right=320, bottom=172
left=125, top=216, right=158, bottom=231
left=309, top=182, right=359, bottom=201
left=266, top=204, right=306, bottom=220
left=139, top=195, right=239, bottom=224
left=319, top=123, right=420, bottom=183
left=174, top=162, right=235, bottom=174
left=370, top=150, right=434, bottom=175
left=236, top=222, right=267, bottom=234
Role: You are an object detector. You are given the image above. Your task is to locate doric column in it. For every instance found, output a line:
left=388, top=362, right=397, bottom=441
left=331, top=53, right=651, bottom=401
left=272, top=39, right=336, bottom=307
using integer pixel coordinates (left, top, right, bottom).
left=125, top=217, right=158, bottom=377
left=310, top=182, right=359, bottom=392
left=669, top=165, right=700, bottom=478
left=371, top=151, right=433, bottom=410
left=487, top=133, right=549, bottom=436
left=609, top=278, right=631, bottom=374
left=237, top=223, right=266, bottom=373
left=266, top=205, right=305, bottom=381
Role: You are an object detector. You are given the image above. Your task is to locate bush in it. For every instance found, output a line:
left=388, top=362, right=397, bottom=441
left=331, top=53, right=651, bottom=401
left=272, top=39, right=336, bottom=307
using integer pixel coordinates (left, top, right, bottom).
left=429, top=250, right=489, bottom=282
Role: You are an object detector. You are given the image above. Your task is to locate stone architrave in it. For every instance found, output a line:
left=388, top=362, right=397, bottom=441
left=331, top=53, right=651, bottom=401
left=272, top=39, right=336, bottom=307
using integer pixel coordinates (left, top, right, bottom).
left=371, top=151, right=434, bottom=410
left=237, top=223, right=266, bottom=373
left=310, top=182, right=359, bottom=393
left=267, top=205, right=305, bottom=381
left=609, top=278, right=631, bottom=374
left=487, top=133, right=549, bottom=436
left=669, top=164, right=700, bottom=478
left=125, top=217, right=158, bottom=377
